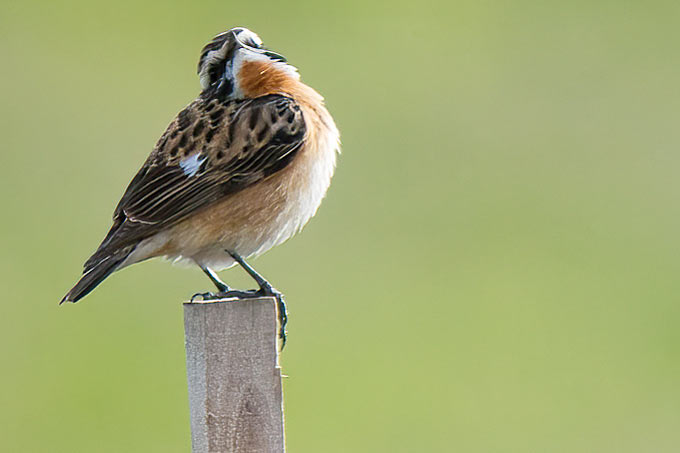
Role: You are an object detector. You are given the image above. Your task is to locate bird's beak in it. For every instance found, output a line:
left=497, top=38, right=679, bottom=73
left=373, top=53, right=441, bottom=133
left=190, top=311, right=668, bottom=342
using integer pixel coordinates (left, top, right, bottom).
left=261, top=49, right=287, bottom=63
left=231, top=31, right=287, bottom=63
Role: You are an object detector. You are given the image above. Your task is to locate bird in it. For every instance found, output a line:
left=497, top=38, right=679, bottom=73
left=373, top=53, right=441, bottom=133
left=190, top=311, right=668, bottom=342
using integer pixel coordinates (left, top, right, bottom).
left=61, top=27, right=340, bottom=342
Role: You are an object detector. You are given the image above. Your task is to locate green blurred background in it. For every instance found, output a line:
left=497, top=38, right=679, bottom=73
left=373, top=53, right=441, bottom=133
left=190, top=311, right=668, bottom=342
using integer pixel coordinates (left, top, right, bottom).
left=2, top=0, right=680, bottom=451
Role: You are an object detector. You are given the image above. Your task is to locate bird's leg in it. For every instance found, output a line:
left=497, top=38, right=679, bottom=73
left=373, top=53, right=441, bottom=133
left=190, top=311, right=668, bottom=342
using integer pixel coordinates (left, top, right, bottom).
left=220, top=250, right=288, bottom=348
left=203, top=266, right=230, bottom=292
left=229, top=251, right=275, bottom=294
left=191, top=266, right=232, bottom=301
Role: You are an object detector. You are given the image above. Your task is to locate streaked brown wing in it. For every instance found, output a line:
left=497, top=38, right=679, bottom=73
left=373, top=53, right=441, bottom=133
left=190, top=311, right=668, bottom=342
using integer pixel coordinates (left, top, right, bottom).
left=87, top=94, right=305, bottom=267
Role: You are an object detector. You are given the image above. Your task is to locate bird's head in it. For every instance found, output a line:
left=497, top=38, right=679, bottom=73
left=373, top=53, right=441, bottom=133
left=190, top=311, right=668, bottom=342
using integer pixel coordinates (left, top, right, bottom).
left=197, top=27, right=300, bottom=101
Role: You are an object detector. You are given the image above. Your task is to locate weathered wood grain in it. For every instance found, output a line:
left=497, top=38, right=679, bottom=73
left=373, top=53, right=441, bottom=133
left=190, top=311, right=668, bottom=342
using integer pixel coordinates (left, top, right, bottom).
left=184, top=297, right=284, bottom=453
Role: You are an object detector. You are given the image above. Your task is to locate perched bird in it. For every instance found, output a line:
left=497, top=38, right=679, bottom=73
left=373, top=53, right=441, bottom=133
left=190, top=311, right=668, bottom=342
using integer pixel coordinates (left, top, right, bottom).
left=61, top=27, right=340, bottom=340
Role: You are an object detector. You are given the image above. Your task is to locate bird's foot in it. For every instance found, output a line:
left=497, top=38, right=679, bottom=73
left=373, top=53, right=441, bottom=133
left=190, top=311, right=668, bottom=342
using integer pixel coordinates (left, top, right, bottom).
left=221, top=250, right=287, bottom=348
left=267, top=287, right=288, bottom=350
left=190, top=287, right=288, bottom=348
left=190, top=291, right=225, bottom=302
left=190, top=288, right=262, bottom=302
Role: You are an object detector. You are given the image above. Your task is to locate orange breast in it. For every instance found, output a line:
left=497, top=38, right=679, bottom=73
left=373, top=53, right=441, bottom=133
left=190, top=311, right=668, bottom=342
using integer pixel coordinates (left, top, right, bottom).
left=238, top=60, right=299, bottom=98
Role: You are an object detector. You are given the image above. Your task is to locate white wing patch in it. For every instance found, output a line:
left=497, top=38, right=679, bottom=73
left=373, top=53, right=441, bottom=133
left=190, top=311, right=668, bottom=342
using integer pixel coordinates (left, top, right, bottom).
left=179, top=154, right=206, bottom=177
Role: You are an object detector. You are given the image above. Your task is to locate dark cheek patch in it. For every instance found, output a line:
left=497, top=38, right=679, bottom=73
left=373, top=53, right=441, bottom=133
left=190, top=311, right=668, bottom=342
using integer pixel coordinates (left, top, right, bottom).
left=200, top=63, right=234, bottom=102
left=214, top=77, right=234, bottom=102
left=207, top=64, right=222, bottom=85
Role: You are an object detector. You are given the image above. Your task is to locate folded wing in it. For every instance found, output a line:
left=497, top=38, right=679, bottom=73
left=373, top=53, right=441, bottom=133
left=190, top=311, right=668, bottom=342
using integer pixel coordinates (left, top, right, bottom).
left=85, top=94, right=306, bottom=271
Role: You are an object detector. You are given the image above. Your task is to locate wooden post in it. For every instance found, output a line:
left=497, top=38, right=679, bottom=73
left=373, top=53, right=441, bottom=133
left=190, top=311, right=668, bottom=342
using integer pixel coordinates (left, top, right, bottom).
left=184, top=297, right=285, bottom=453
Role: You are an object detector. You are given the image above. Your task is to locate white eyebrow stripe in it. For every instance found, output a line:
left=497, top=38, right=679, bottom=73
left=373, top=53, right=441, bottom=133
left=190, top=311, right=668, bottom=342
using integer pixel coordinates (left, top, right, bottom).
left=179, top=154, right=206, bottom=177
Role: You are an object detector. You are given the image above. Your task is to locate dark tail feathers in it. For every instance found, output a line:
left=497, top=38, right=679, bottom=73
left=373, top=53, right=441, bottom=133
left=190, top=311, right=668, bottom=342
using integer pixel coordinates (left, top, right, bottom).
left=60, top=247, right=133, bottom=304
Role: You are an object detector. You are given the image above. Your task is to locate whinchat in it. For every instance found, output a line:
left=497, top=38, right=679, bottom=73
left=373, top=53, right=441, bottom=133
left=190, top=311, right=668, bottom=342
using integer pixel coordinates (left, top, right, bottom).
left=61, top=27, right=340, bottom=339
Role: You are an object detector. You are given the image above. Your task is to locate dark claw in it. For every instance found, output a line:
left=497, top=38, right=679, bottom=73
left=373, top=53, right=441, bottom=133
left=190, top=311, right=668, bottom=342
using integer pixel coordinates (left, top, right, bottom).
left=273, top=291, right=288, bottom=350
left=259, top=287, right=287, bottom=349
left=215, top=289, right=261, bottom=299
left=191, top=292, right=218, bottom=302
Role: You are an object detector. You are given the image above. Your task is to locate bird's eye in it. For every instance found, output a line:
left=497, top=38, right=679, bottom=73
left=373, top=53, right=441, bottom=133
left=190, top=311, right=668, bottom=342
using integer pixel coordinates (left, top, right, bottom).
left=235, top=30, right=263, bottom=49
left=245, top=38, right=261, bottom=48
left=244, top=38, right=262, bottom=49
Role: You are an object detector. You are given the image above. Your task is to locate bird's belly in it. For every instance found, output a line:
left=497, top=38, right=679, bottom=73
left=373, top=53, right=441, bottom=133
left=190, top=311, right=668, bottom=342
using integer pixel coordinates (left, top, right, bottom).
left=149, top=128, right=337, bottom=270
